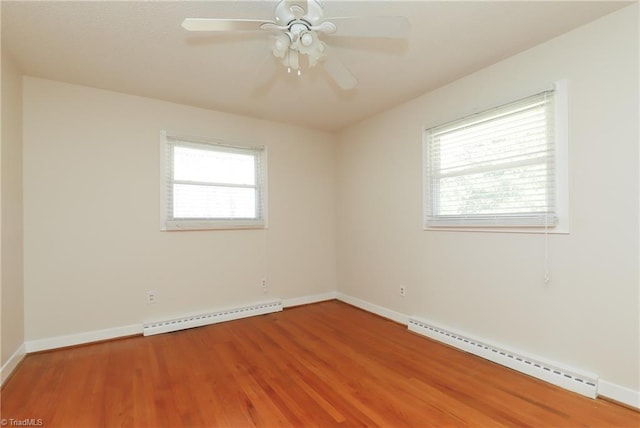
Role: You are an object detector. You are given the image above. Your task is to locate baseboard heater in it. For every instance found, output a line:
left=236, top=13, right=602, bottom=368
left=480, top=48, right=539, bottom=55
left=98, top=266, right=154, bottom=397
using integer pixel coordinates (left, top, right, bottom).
left=143, top=299, right=283, bottom=336
left=408, top=317, right=598, bottom=399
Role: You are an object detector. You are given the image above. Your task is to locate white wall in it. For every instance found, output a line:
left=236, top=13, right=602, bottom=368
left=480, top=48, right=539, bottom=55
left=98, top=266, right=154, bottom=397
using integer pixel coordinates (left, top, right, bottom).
left=1, top=48, right=25, bottom=370
left=23, top=77, right=337, bottom=341
left=337, top=4, right=639, bottom=392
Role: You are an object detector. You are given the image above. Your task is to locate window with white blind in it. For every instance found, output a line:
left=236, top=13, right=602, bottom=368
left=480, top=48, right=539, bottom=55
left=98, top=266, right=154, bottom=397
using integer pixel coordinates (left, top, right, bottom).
left=423, top=82, right=568, bottom=231
left=160, top=132, right=266, bottom=230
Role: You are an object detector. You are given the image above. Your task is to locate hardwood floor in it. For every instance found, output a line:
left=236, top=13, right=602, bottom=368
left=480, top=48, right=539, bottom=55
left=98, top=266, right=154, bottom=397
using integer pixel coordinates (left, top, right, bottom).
left=1, top=300, right=638, bottom=427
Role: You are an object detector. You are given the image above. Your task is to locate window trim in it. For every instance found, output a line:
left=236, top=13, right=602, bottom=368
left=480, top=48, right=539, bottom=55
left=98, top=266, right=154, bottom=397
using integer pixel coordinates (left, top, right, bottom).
left=160, top=131, right=268, bottom=231
left=422, top=80, right=569, bottom=234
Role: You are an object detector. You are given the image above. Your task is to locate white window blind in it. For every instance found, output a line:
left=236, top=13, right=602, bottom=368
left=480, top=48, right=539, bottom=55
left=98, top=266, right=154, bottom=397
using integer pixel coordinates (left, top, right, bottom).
left=424, top=90, right=557, bottom=228
left=161, top=132, right=266, bottom=230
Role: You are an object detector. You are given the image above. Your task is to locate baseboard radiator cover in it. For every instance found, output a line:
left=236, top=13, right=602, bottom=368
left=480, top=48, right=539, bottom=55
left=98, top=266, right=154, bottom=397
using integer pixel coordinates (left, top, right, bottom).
left=143, top=299, right=283, bottom=336
left=408, top=317, right=598, bottom=399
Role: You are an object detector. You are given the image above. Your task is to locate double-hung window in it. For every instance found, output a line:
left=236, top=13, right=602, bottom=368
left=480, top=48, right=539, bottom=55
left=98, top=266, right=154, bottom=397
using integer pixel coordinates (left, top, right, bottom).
left=160, top=132, right=267, bottom=230
left=424, top=83, right=567, bottom=231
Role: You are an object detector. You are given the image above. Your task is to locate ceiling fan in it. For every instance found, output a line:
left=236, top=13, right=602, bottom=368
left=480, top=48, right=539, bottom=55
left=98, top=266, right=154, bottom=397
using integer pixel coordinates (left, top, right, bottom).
left=182, top=0, right=410, bottom=90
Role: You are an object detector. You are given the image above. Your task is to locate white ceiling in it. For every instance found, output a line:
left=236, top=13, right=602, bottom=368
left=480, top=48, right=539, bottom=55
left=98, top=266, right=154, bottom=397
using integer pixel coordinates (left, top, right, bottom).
left=1, top=1, right=631, bottom=132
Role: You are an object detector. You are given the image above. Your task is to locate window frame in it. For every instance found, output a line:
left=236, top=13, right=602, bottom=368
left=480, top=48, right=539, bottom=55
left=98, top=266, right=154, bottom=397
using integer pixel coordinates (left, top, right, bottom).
left=423, top=80, right=569, bottom=234
left=160, top=131, right=267, bottom=231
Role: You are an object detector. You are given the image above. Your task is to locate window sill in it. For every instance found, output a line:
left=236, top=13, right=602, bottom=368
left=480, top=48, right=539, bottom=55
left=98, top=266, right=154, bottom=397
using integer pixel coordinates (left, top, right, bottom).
left=162, top=220, right=266, bottom=231
left=423, top=225, right=569, bottom=234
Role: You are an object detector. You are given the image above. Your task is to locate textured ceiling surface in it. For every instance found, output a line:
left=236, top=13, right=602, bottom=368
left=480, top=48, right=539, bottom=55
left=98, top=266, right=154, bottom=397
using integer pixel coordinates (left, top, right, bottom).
left=1, top=1, right=631, bottom=131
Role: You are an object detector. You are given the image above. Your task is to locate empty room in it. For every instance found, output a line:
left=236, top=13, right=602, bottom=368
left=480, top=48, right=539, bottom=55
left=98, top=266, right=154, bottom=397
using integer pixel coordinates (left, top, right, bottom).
left=1, top=0, right=639, bottom=426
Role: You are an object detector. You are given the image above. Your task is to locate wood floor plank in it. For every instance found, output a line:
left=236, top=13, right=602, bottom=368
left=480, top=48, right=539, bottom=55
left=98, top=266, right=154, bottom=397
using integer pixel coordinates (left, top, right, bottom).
left=1, top=300, right=638, bottom=427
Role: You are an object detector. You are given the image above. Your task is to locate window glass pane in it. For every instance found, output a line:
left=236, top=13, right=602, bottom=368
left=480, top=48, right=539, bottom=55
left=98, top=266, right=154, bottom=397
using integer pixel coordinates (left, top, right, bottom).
left=438, top=164, right=552, bottom=215
left=173, top=184, right=256, bottom=219
left=436, top=106, right=548, bottom=176
left=173, top=146, right=255, bottom=185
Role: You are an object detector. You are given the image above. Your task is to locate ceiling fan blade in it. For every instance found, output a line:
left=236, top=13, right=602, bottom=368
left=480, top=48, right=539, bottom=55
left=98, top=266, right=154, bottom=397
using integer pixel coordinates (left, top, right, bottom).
left=260, top=22, right=288, bottom=32
left=182, top=18, right=270, bottom=32
left=325, top=16, right=410, bottom=38
left=309, top=21, right=337, bottom=35
left=322, top=55, right=357, bottom=90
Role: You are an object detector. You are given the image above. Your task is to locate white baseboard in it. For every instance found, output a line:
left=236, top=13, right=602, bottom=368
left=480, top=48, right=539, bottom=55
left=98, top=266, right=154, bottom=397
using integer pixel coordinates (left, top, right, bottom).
left=336, top=292, right=409, bottom=325
left=283, top=291, right=337, bottom=308
left=25, top=324, right=142, bottom=353
left=598, top=379, right=640, bottom=409
left=1, top=343, right=26, bottom=386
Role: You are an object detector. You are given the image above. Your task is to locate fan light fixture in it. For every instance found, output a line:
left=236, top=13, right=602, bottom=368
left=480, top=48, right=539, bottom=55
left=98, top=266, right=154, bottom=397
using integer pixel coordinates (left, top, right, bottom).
left=267, top=1, right=329, bottom=73
left=181, top=0, right=410, bottom=90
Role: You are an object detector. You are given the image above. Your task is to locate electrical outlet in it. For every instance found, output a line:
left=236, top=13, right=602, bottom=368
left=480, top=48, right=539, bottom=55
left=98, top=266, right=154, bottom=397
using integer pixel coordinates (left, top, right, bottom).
left=147, top=290, right=157, bottom=304
left=261, top=278, right=267, bottom=294
left=399, top=286, right=406, bottom=297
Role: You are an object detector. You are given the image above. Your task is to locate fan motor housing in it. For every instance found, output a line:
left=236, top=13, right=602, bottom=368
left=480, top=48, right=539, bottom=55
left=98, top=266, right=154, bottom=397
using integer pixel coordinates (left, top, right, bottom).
left=274, top=0, right=324, bottom=27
